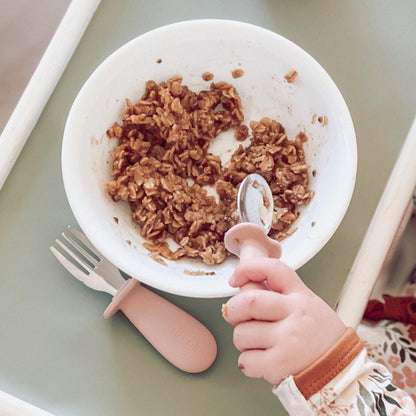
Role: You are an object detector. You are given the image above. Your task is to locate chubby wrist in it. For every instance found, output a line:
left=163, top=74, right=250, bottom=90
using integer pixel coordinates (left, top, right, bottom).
left=292, top=327, right=364, bottom=399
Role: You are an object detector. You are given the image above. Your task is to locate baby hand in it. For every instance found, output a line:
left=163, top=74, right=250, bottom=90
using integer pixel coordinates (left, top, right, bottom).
left=222, top=257, right=346, bottom=386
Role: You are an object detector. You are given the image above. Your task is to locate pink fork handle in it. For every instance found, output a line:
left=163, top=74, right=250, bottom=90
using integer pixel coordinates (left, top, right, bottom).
left=103, top=279, right=217, bottom=373
left=224, top=222, right=282, bottom=290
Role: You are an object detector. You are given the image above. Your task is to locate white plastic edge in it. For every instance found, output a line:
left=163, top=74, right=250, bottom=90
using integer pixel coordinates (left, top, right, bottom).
left=336, top=117, right=416, bottom=328
left=0, top=391, right=55, bottom=416
left=0, top=0, right=101, bottom=191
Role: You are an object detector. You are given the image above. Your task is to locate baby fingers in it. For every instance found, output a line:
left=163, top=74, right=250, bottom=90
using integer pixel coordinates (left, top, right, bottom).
left=223, top=289, right=290, bottom=326
left=237, top=349, right=284, bottom=386
left=233, top=320, right=278, bottom=351
left=229, top=257, right=304, bottom=294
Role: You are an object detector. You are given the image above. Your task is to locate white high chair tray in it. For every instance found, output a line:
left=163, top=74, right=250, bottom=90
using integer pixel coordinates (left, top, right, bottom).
left=337, top=118, right=416, bottom=328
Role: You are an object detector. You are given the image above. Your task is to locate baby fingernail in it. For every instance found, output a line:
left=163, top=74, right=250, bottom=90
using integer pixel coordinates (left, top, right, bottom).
left=228, top=276, right=237, bottom=287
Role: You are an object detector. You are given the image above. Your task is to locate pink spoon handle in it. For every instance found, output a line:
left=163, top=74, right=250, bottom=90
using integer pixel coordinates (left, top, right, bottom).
left=224, top=222, right=282, bottom=290
left=103, top=279, right=217, bottom=373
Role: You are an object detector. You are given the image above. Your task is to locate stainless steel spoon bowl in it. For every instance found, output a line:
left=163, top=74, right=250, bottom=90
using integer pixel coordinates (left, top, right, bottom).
left=225, top=173, right=281, bottom=288
left=237, top=173, right=274, bottom=234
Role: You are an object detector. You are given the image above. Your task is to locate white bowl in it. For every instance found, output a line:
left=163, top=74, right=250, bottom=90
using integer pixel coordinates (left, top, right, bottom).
left=62, top=19, right=357, bottom=298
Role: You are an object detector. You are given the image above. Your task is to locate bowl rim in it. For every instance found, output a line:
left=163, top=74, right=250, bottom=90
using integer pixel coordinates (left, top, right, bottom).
left=62, top=18, right=357, bottom=298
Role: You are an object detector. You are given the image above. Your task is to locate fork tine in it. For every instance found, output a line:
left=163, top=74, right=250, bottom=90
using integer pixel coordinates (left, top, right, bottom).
left=67, top=225, right=101, bottom=260
left=55, top=238, right=93, bottom=273
left=58, top=225, right=127, bottom=291
left=50, top=246, right=117, bottom=296
left=50, top=246, right=91, bottom=285
left=62, top=230, right=98, bottom=266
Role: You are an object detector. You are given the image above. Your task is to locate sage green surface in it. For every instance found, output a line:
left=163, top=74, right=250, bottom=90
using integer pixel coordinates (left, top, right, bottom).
left=1, top=1, right=416, bottom=415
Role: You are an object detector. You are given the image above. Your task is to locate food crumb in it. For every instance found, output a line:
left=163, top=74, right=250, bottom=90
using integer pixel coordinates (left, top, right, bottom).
left=156, top=58, right=162, bottom=64
left=232, top=68, right=244, bottom=79
left=113, top=217, right=119, bottom=224
left=202, top=72, right=214, bottom=81
left=149, top=252, right=167, bottom=266
left=277, top=226, right=298, bottom=241
left=317, top=115, right=328, bottom=126
left=311, top=221, right=316, bottom=227
left=126, top=240, right=132, bottom=245
left=297, top=131, right=308, bottom=142
left=263, top=195, right=271, bottom=209
left=311, top=114, right=317, bottom=124
left=284, top=70, right=298, bottom=84
left=312, top=169, right=317, bottom=177
left=184, top=270, right=216, bottom=276
left=221, top=304, right=228, bottom=317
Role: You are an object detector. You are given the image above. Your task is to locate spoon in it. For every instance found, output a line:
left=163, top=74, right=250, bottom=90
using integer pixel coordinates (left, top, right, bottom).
left=237, top=173, right=274, bottom=233
left=224, top=173, right=282, bottom=289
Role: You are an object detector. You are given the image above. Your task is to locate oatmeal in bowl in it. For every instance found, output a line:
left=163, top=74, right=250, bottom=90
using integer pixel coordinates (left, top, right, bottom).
left=104, top=76, right=314, bottom=266
left=62, top=20, right=356, bottom=297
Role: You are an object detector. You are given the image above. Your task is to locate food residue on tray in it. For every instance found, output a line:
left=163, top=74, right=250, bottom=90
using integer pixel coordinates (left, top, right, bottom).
left=184, top=270, right=216, bottom=276
left=312, top=113, right=328, bottom=126
left=284, top=70, right=298, bottom=84
left=148, top=252, right=167, bottom=266
left=231, top=69, right=244, bottom=79
left=318, top=115, right=328, bottom=126
left=104, top=76, right=314, bottom=265
left=202, top=72, right=214, bottom=81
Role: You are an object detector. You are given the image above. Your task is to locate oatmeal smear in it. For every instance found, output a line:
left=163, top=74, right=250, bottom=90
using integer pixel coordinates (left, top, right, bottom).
left=104, top=76, right=314, bottom=265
